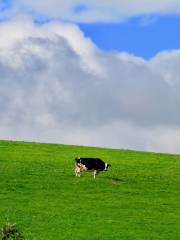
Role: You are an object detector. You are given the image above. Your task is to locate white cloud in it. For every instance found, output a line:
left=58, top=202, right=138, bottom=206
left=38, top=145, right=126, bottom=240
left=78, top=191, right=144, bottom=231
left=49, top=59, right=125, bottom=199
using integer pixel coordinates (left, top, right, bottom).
left=1, top=17, right=180, bottom=153
left=14, top=0, right=180, bottom=22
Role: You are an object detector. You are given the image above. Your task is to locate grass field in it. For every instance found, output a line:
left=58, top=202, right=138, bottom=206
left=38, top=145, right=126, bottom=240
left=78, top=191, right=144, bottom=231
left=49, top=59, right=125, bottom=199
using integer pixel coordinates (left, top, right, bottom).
left=0, top=140, right=180, bottom=240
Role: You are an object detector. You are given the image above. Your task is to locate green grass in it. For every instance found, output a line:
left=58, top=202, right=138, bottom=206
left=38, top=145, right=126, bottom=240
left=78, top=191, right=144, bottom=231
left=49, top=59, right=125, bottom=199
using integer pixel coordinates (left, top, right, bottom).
left=0, top=140, right=180, bottom=240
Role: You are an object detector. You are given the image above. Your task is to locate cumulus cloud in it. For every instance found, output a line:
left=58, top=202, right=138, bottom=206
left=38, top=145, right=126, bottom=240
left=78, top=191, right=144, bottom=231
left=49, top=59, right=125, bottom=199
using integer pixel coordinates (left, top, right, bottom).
left=0, top=16, right=180, bottom=153
left=13, top=0, right=180, bottom=22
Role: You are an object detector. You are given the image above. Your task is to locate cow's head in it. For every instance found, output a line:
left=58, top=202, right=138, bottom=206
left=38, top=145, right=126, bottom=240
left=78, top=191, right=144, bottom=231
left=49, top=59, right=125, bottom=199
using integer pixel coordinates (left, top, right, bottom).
left=105, top=163, right=111, bottom=171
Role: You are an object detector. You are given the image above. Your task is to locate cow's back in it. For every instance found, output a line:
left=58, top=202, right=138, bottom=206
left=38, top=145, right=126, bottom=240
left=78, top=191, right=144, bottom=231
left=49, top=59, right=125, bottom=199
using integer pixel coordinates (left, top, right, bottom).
left=75, top=157, right=105, bottom=171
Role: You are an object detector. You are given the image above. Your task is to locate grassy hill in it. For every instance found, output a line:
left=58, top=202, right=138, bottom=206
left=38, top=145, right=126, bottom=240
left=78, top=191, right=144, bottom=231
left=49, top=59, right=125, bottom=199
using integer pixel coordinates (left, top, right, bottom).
left=0, top=140, right=180, bottom=240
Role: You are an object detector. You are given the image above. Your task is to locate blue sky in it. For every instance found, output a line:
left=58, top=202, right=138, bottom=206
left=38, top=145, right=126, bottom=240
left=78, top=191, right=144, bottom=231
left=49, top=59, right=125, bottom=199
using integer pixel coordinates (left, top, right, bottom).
left=80, top=15, right=180, bottom=59
left=0, top=0, right=12, bottom=11
left=1, top=0, right=180, bottom=59
left=30, top=11, right=180, bottom=59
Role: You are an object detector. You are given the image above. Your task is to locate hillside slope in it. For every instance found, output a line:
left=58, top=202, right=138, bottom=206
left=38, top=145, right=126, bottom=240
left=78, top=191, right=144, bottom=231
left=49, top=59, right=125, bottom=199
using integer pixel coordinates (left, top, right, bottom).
left=0, top=140, right=180, bottom=240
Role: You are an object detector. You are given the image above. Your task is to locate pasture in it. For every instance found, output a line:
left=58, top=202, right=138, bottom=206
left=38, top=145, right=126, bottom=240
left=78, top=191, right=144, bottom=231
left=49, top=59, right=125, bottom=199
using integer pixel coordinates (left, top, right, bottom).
left=0, top=140, right=180, bottom=239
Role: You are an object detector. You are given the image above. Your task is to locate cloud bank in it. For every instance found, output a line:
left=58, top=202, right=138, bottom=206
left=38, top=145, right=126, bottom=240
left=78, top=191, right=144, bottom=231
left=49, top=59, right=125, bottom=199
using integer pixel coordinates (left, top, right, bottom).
left=0, top=16, right=180, bottom=153
left=12, top=0, right=180, bottom=22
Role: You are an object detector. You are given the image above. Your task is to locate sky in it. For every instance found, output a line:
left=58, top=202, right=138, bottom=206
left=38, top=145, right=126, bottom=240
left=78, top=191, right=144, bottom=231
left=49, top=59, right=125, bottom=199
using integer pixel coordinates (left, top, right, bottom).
left=80, top=14, right=180, bottom=59
left=1, top=0, right=180, bottom=153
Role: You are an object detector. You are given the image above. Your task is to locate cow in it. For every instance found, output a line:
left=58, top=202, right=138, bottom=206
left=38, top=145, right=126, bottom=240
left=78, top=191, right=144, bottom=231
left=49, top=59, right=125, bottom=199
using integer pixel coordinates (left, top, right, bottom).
left=74, top=157, right=111, bottom=179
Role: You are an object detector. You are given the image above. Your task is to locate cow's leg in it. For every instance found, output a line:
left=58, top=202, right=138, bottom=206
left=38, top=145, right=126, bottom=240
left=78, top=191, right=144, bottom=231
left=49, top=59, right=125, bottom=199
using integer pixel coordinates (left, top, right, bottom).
left=93, top=170, right=97, bottom=179
left=75, top=166, right=81, bottom=177
left=93, top=170, right=100, bottom=179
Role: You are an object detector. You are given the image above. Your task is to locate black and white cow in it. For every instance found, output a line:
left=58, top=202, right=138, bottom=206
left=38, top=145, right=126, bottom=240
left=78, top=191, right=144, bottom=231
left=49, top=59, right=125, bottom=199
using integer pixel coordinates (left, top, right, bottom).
left=75, top=157, right=111, bottom=179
